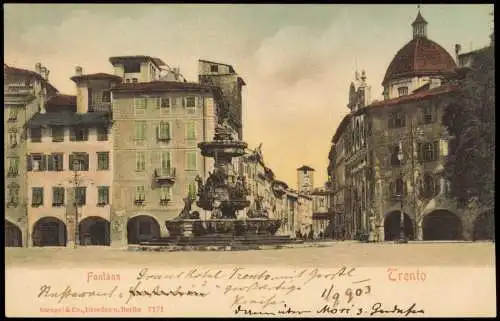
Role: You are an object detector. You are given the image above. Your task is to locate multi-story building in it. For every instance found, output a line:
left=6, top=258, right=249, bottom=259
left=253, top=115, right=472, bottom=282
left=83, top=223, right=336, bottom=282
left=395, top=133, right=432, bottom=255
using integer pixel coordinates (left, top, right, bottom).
left=327, top=10, right=493, bottom=241
left=4, top=63, right=59, bottom=247
left=25, top=67, right=119, bottom=247
left=311, top=184, right=333, bottom=239
left=109, top=56, right=245, bottom=247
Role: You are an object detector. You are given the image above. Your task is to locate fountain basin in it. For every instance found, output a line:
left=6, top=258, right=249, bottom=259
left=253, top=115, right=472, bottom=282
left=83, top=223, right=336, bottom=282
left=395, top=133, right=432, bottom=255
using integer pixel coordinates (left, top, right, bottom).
left=198, top=140, right=248, bottom=158
left=165, top=218, right=281, bottom=238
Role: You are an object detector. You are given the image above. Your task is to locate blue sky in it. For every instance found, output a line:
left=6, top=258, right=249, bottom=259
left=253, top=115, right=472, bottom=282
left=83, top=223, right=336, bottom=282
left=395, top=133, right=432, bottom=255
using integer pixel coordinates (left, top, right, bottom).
left=4, top=4, right=494, bottom=186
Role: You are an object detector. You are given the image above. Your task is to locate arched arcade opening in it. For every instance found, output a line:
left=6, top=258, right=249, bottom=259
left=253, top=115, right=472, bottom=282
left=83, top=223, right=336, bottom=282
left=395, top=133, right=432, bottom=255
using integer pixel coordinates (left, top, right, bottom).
left=384, top=211, right=414, bottom=241
left=5, top=220, right=22, bottom=247
left=423, top=210, right=463, bottom=241
left=127, top=215, right=161, bottom=244
left=32, top=217, right=67, bottom=247
left=79, top=216, right=110, bottom=246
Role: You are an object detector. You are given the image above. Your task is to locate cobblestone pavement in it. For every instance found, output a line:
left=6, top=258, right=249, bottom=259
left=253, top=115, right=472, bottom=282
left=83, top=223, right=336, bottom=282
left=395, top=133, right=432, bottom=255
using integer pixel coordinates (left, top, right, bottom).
left=5, top=241, right=494, bottom=268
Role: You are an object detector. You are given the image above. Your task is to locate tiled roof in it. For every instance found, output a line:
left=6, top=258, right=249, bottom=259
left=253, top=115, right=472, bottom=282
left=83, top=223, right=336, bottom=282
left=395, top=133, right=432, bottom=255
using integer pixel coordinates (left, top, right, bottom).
left=111, top=81, right=218, bottom=93
left=70, top=73, right=122, bottom=82
left=330, top=84, right=458, bottom=145
left=45, top=94, right=77, bottom=112
left=4, top=64, right=59, bottom=93
left=297, top=165, right=315, bottom=171
left=26, top=111, right=111, bottom=128
left=109, top=56, right=166, bottom=68
left=368, top=84, right=458, bottom=108
left=382, top=37, right=457, bottom=85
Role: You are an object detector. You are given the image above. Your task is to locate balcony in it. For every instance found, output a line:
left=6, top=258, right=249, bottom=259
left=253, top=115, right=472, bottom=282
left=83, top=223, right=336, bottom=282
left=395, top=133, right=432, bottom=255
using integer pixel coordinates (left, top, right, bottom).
left=5, top=84, right=35, bottom=95
left=153, top=167, right=176, bottom=184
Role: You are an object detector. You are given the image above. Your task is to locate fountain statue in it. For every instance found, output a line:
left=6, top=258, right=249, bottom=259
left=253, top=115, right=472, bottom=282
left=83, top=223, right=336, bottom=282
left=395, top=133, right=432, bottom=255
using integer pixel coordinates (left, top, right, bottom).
left=164, top=115, right=282, bottom=238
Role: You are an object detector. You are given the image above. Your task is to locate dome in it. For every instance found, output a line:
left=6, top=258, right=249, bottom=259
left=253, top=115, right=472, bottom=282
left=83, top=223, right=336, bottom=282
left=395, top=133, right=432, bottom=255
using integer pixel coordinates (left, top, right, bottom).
left=382, top=11, right=457, bottom=86
left=382, top=37, right=457, bottom=86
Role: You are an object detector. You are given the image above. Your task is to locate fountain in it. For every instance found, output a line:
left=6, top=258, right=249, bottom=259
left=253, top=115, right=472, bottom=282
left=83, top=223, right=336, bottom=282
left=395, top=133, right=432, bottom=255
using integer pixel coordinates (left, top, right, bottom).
left=138, top=116, right=295, bottom=250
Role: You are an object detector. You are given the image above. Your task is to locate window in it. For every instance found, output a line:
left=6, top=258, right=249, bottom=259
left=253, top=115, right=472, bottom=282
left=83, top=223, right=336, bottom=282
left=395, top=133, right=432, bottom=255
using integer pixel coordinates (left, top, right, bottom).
left=124, top=62, right=141, bottom=73
left=188, top=182, right=197, bottom=200
left=8, top=108, right=18, bottom=121
left=135, top=152, right=146, bottom=171
left=185, top=96, right=196, bottom=113
left=161, top=151, right=172, bottom=171
left=393, top=178, right=404, bottom=197
left=97, top=127, right=108, bottom=141
left=186, top=151, right=197, bottom=170
left=51, top=126, right=64, bottom=142
left=31, top=127, right=42, bottom=142
left=389, top=111, right=406, bottom=128
left=186, top=122, right=196, bottom=140
left=28, top=154, right=46, bottom=171
left=135, top=186, right=145, bottom=202
left=47, top=153, right=64, bottom=171
left=160, top=186, right=172, bottom=202
left=134, top=97, right=147, bottom=111
left=132, top=78, right=138, bottom=83
left=398, top=86, right=408, bottom=97
left=134, top=121, right=147, bottom=140
left=52, top=187, right=65, bottom=207
left=97, top=186, right=109, bottom=206
left=160, top=97, right=171, bottom=110
left=70, top=127, right=89, bottom=141
left=97, top=152, right=109, bottom=170
left=422, top=106, right=433, bottom=124
left=419, top=141, right=439, bottom=162
left=422, top=173, right=439, bottom=198
left=157, top=121, right=171, bottom=141
left=7, top=157, right=19, bottom=177
left=102, top=91, right=111, bottom=103
left=32, top=187, right=44, bottom=207
left=69, top=153, right=89, bottom=171
left=88, top=88, right=94, bottom=111
left=8, top=131, right=18, bottom=147
left=7, top=183, right=19, bottom=206
left=126, top=79, right=131, bottom=83
left=74, top=187, right=87, bottom=206
left=210, top=64, right=219, bottom=73
left=390, top=144, right=402, bottom=166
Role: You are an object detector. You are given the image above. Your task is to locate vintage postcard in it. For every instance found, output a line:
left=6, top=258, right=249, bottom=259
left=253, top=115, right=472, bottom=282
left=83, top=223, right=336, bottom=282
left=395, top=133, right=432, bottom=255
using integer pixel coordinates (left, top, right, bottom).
left=4, top=3, right=495, bottom=317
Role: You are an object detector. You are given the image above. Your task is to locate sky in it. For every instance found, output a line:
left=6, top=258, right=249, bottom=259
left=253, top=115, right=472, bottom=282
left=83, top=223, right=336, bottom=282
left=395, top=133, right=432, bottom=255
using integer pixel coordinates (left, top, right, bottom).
left=4, top=4, right=493, bottom=187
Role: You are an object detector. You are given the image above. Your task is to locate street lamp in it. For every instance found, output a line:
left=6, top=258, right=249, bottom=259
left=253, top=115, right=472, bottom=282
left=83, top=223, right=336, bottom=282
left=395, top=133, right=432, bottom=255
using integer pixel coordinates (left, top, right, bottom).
left=396, top=142, right=408, bottom=244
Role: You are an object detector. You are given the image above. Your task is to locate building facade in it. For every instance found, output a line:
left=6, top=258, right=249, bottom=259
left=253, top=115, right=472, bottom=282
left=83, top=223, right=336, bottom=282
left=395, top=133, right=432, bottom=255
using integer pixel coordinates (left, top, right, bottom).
left=25, top=69, right=119, bottom=247
left=327, top=10, right=493, bottom=241
left=109, top=56, right=247, bottom=247
left=4, top=63, right=59, bottom=247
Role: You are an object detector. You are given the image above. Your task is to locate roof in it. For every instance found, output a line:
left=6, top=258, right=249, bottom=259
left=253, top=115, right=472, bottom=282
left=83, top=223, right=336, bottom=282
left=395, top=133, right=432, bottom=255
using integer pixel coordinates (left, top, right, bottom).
left=4, top=64, right=59, bottom=93
left=26, top=111, right=111, bottom=128
left=45, top=94, right=77, bottom=112
left=199, top=59, right=235, bottom=72
left=330, top=84, right=458, bottom=145
left=70, top=73, right=122, bottom=83
left=111, top=81, right=218, bottom=94
left=297, top=165, right=315, bottom=172
left=412, top=11, right=428, bottom=25
left=382, top=37, right=457, bottom=86
left=109, top=56, right=166, bottom=68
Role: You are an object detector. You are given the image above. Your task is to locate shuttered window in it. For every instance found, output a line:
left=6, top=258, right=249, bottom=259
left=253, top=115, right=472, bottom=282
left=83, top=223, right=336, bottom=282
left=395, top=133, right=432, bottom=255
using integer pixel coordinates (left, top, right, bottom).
left=52, top=187, right=65, bottom=207
left=32, top=187, right=44, bottom=206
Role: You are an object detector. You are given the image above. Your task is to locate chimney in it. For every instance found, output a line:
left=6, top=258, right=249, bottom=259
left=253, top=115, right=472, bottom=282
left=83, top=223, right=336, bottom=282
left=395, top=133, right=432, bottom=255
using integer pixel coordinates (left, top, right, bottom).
left=75, top=66, right=83, bottom=76
left=35, top=63, right=42, bottom=74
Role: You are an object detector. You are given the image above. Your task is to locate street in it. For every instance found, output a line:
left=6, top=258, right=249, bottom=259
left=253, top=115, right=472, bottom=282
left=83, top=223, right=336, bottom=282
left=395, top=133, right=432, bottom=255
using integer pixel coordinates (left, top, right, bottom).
left=5, top=241, right=494, bottom=268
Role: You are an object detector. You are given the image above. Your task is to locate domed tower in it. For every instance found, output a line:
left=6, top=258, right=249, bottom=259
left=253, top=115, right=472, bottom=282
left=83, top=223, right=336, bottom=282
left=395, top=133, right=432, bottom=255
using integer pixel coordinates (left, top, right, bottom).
left=382, top=9, right=457, bottom=100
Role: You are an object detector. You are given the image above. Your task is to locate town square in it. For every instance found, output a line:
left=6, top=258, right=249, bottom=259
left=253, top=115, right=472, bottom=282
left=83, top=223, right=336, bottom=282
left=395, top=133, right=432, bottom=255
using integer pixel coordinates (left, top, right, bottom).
left=4, top=4, right=495, bottom=260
